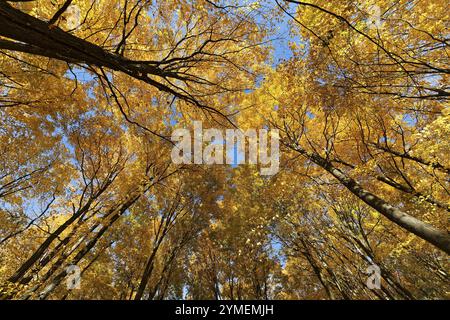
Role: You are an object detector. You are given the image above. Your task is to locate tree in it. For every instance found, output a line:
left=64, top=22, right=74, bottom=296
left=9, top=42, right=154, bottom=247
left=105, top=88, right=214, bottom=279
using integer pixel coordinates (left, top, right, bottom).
left=1, top=0, right=448, bottom=300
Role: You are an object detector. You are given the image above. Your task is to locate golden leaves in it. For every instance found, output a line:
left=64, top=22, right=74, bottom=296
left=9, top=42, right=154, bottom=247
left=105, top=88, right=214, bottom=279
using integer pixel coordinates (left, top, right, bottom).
left=0, top=0, right=448, bottom=300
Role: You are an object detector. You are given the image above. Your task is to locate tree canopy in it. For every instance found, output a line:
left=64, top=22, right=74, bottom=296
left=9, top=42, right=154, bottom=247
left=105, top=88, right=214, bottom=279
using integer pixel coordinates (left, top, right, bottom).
left=0, top=0, right=448, bottom=299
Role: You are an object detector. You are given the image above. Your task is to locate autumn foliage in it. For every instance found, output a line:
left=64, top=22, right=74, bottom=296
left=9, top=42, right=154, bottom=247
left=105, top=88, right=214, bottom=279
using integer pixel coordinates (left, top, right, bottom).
left=0, top=0, right=448, bottom=299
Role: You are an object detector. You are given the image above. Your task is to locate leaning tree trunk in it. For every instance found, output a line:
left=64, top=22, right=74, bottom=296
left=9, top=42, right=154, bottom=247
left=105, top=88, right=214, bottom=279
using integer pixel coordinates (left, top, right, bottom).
left=293, top=145, right=450, bottom=255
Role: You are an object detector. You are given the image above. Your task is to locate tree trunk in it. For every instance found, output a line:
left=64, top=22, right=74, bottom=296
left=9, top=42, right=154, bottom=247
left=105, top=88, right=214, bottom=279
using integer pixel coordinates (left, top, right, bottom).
left=293, top=145, right=450, bottom=254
